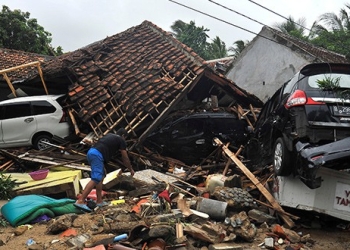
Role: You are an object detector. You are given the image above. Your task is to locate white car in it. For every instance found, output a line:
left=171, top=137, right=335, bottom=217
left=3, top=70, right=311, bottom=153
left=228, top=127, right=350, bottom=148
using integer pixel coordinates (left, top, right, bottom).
left=0, top=95, right=71, bottom=150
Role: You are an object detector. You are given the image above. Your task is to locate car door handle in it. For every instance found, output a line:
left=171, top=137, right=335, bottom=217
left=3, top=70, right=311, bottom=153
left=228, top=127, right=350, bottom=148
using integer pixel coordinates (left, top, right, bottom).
left=24, top=118, right=34, bottom=123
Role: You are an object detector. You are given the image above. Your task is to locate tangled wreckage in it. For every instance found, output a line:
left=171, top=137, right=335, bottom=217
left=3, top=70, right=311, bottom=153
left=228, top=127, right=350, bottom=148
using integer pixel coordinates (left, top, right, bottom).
left=0, top=21, right=350, bottom=249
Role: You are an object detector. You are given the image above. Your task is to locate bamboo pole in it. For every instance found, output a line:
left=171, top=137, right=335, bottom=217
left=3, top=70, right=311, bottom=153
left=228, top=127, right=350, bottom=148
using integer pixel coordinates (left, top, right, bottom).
left=214, top=137, right=295, bottom=228
left=2, top=73, right=17, bottom=97
left=36, top=63, right=49, bottom=95
left=222, top=145, right=244, bottom=176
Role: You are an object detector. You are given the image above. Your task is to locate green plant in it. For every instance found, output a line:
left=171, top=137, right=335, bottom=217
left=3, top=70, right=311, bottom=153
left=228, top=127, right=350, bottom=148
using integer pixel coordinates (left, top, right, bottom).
left=316, top=75, right=350, bottom=100
left=0, top=172, right=17, bottom=200
left=316, top=75, right=341, bottom=90
left=0, top=217, right=8, bottom=227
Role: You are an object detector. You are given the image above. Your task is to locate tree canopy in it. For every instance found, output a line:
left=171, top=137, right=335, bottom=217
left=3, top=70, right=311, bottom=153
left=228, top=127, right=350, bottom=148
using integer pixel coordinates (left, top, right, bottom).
left=273, top=5, right=350, bottom=58
left=228, top=40, right=250, bottom=59
left=310, top=4, right=350, bottom=57
left=171, top=20, right=229, bottom=60
left=273, top=16, right=309, bottom=41
left=0, top=5, right=62, bottom=55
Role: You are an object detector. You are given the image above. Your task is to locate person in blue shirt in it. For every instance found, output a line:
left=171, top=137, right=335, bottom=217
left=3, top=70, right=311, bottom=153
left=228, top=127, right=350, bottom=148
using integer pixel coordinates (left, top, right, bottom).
left=75, top=128, right=135, bottom=212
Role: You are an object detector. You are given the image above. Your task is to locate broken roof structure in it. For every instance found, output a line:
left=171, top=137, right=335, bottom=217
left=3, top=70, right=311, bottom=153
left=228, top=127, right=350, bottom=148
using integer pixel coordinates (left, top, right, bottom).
left=0, top=49, right=52, bottom=81
left=12, top=20, right=262, bottom=146
left=226, top=25, right=349, bottom=102
left=0, top=49, right=53, bottom=100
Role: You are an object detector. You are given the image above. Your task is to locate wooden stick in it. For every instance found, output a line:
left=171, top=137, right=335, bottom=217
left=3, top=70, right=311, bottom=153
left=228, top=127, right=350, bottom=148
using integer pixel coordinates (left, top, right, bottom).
left=42, top=158, right=85, bottom=169
left=214, top=137, right=295, bottom=228
left=156, top=176, right=195, bottom=197
left=223, top=145, right=244, bottom=176
left=176, top=223, right=184, bottom=238
left=41, top=141, right=86, bottom=156
left=68, top=109, right=80, bottom=135
left=249, top=104, right=257, bottom=122
left=254, top=199, right=299, bottom=220
left=3, top=162, right=14, bottom=172
left=0, top=160, right=13, bottom=170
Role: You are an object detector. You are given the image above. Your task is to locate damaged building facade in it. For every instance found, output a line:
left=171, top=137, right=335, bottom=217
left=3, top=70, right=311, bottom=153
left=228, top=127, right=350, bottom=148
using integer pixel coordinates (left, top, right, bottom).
left=0, top=20, right=262, bottom=158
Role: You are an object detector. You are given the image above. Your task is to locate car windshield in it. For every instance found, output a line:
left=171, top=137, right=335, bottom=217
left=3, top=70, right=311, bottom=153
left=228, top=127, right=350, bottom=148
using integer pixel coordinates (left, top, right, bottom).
left=308, top=73, right=350, bottom=89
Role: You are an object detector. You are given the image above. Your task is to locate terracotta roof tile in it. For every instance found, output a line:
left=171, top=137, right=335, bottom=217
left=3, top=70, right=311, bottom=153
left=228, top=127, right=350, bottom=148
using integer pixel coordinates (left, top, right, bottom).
left=0, top=49, right=52, bottom=82
left=30, top=20, right=260, bottom=135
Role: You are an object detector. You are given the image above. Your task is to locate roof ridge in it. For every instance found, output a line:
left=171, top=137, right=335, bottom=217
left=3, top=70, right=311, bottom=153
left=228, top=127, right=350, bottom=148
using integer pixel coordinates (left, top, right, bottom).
left=265, top=26, right=347, bottom=62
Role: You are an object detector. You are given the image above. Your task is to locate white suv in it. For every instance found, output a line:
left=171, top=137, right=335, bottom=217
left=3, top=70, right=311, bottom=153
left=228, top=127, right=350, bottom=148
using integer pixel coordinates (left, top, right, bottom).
left=0, top=95, right=71, bottom=150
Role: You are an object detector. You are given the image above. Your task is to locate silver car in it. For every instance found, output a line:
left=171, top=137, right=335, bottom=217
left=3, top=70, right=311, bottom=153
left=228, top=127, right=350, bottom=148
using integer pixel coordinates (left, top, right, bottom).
left=0, top=95, right=71, bottom=150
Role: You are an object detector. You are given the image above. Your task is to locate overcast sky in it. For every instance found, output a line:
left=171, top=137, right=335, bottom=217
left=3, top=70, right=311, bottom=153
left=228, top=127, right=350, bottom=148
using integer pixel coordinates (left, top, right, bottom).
left=2, top=0, right=349, bottom=52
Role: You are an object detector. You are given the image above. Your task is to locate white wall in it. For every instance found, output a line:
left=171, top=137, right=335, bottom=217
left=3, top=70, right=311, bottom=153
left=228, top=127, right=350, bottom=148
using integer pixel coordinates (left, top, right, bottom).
left=226, top=27, right=311, bottom=103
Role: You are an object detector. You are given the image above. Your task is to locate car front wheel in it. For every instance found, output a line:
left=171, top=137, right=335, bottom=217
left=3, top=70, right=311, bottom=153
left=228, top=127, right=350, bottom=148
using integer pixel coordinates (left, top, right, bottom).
left=34, top=134, right=52, bottom=150
left=273, top=137, right=292, bottom=176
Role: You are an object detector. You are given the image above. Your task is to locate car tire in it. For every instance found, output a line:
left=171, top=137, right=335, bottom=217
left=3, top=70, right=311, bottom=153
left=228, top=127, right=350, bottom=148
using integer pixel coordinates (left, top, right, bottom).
left=33, top=134, right=52, bottom=150
left=273, top=137, right=292, bottom=176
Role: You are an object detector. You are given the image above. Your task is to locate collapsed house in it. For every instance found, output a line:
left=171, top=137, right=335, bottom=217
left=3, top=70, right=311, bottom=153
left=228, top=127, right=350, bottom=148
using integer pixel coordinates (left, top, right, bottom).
left=226, top=25, right=349, bottom=102
left=0, top=21, right=262, bottom=151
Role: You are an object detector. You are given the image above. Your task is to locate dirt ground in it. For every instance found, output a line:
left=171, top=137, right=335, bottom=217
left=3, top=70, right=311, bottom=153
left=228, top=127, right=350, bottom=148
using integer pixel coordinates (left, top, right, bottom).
left=0, top=212, right=350, bottom=250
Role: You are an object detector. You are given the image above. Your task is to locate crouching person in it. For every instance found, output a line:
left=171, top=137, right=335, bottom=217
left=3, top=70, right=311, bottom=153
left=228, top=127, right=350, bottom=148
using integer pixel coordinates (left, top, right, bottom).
left=74, top=128, right=135, bottom=212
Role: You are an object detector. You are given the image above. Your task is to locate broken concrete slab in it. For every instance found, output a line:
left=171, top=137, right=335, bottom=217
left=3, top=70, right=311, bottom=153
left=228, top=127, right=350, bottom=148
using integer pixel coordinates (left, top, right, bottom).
left=133, top=169, right=177, bottom=185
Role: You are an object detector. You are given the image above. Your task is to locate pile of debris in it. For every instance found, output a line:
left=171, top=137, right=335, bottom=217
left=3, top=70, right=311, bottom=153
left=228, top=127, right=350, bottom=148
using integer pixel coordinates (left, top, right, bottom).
left=0, top=136, right=322, bottom=250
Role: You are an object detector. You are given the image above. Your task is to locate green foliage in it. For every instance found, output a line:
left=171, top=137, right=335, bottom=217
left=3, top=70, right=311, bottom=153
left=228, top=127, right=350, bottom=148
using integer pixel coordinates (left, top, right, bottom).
left=310, top=30, right=350, bottom=57
left=0, top=5, right=63, bottom=55
left=0, top=217, right=8, bottom=227
left=316, top=75, right=350, bottom=100
left=273, top=16, right=310, bottom=40
left=0, top=172, right=17, bottom=200
left=228, top=40, right=250, bottom=58
left=308, top=4, right=350, bottom=57
left=316, top=75, right=341, bottom=90
left=205, top=36, right=228, bottom=59
left=170, top=20, right=228, bottom=60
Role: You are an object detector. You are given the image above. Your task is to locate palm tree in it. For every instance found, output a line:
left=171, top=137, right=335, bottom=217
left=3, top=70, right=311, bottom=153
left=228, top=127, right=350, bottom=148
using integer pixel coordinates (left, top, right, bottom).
left=170, top=20, right=209, bottom=59
left=206, top=36, right=228, bottom=59
left=228, top=40, right=249, bottom=58
left=309, top=4, right=350, bottom=56
left=273, top=16, right=309, bottom=40
left=317, top=4, right=350, bottom=31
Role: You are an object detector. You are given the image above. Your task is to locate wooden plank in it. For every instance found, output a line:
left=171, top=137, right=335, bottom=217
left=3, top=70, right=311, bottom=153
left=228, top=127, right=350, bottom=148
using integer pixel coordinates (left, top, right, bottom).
left=68, top=108, right=80, bottom=135
left=249, top=104, right=257, bottom=122
left=79, top=169, right=122, bottom=190
left=2, top=73, right=17, bottom=97
left=4, top=170, right=82, bottom=199
left=36, top=63, right=48, bottom=95
left=0, top=61, right=39, bottom=74
left=20, top=156, right=90, bottom=171
left=0, top=160, right=13, bottom=170
left=213, top=137, right=295, bottom=228
left=222, top=145, right=244, bottom=176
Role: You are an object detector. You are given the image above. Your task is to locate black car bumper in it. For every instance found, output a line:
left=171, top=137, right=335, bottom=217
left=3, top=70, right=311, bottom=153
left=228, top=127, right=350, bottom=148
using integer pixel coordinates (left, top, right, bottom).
left=295, top=137, right=350, bottom=189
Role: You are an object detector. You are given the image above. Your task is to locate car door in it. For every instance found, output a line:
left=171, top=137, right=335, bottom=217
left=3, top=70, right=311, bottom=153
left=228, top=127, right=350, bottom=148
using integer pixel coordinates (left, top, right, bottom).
left=169, top=118, right=205, bottom=149
left=1, top=102, right=37, bottom=145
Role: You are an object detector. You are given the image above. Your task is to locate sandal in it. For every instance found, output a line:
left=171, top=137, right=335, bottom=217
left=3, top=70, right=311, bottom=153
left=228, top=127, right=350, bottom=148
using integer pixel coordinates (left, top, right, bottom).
left=96, top=201, right=109, bottom=207
left=74, top=203, right=92, bottom=212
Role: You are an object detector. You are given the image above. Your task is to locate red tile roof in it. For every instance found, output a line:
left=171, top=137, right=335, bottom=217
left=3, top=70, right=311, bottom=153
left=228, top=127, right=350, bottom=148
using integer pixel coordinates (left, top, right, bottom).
left=0, top=49, right=52, bottom=82
left=39, top=21, right=260, bottom=130
left=35, top=20, right=262, bottom=138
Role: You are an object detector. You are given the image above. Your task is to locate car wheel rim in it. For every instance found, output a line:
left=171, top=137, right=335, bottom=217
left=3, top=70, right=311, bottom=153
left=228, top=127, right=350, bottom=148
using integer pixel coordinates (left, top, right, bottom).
left=37, top=138, right=50, bottom=150
left=274, top=142, right=283, bottom=171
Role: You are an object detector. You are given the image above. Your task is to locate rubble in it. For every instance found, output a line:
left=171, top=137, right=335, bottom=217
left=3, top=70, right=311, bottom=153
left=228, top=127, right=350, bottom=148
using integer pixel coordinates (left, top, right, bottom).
left=0, top=96, right=345, bottom=250
left=0, top=139, right=322, bottom=250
